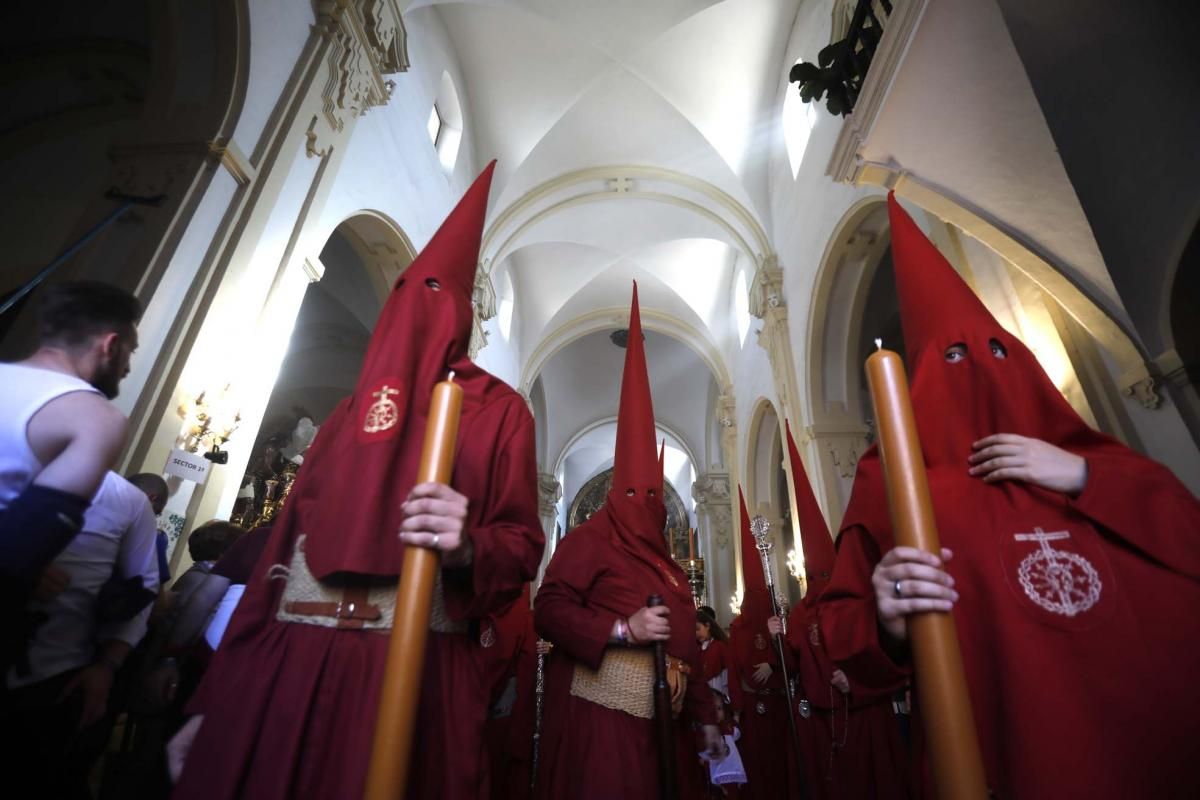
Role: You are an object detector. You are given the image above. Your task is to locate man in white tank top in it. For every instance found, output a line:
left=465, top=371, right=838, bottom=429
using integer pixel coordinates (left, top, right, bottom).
left=1, top=281, right=141, bottom=667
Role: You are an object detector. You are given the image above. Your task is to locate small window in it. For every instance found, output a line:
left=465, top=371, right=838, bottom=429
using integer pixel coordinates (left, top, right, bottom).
left=783, top=75, right=818, bottom=178
left=427, top=105, right=443, bottom=146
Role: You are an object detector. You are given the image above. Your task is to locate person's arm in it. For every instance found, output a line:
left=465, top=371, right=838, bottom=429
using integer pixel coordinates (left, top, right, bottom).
left=28, top=392, right=127, bottom=498
left=57, top=638, right=132, bottom=729
left=1070, top=453, right=1200, bottom=578
left=818, top=527, right=914, bottom=693
left=405, top=403, right=545, bottom=619
left=0, top=395, right=127, bottom=579
left=97, top=493, right=161, bottom=647
left=970, top=434, right=1200, bottom=577
left=532, top=535, right=615, bottom=670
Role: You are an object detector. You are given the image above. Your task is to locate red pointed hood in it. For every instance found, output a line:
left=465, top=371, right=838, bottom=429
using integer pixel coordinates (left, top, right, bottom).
left=841, top=194, right=1136, bottom=542
left=296, top=162, right=505, bottom=578
left=564, top=282, right=693, bottom=658
left=735, top=486, right=772, bottom=624
left=784, top=421, right=834, bottom=606
left=612, top=283, right=660, bottom=497
left=886, top=191, right=1106, bottom=469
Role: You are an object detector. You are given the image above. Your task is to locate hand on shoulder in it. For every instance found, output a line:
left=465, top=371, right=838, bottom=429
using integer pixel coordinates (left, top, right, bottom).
left=968, top=433, right=1087, bottom=495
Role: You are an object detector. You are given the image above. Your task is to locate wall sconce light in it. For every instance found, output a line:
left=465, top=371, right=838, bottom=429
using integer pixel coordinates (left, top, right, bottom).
left=729, top=587, right=743, bottom=617
left=786, top=548, right=804, bottom=581
left=177, top=383, right=242, bottom=464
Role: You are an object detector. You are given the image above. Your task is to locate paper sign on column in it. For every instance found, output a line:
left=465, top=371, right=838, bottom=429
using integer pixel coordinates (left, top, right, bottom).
left=165, top=448, right=210, bottom=484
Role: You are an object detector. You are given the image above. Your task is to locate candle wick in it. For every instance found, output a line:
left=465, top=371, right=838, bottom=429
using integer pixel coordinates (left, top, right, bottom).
left=447, top=371, right=456, bottom=383
left=874, top=338, right=883, bottom=350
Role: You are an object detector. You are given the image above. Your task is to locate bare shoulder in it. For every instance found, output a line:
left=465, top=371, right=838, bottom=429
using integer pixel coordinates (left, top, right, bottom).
left=44, top=391, right=127, bottom=436
left=27, top=391, right=128, bottom=462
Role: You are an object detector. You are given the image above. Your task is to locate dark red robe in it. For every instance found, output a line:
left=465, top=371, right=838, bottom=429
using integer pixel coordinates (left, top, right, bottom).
left=728, top=615, right=801, bottom=800
left=175, top=392, right=541, bottom=800
left=533, top=517, right=716, bottom=800
left=820, top=193, right=1200, bottom=798
left=480, top=587, right=536, bottom=800
left=786, top=602, right=909, bottom=800
left=699, top=637, right=743, bottom=714
left=174, top=164, right=545, bottom=800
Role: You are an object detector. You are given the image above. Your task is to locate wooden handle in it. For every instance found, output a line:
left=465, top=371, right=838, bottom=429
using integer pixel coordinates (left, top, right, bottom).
left=865, top=349, right=988, bottom=800
left=364, top=378, right=463, bottom=800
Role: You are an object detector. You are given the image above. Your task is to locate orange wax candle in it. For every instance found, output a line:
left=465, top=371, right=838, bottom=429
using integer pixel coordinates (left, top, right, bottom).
left=365, top=375, right=463, bottom=800
left=865, top=346, right=988, bottom=800
left=687, top=528, right=695, bottom=561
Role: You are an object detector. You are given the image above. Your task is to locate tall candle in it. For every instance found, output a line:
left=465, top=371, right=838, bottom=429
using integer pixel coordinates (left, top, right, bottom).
left=687, top=528, right=695, bottom=561
left=365, top=374, right=463, bottom=800
left=865, top=345, right=988, bottom=800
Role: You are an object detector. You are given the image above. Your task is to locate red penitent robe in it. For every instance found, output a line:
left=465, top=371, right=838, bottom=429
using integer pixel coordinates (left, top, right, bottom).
left=786, top=603, right=909, bottom=800
left=174, top=393, right=542, bottom=800
left=728, top=616, right=802, bottom=800
left=700, top=637, right=743, bottom=714
left=533, top=521, right=716, bottom=800
left=821, top=451, right=1200, bottom=799
left=480, top=588, right=536, bottom=800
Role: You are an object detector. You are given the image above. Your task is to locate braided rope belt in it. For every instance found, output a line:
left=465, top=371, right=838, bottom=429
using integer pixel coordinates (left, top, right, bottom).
left=570, top=648, right=656, bottom=719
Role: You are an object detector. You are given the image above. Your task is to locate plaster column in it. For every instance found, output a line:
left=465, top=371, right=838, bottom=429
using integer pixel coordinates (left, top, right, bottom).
left=693, top=472, right=733, bottom=625
left=535, top=472, right=562, bottom=585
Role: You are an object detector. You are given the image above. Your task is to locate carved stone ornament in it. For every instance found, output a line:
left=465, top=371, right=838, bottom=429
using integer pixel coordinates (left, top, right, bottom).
left=748, top=254, right=785, bottom=319
left=693, top=473, right=733, bottom=549
left=537, top=473, right=562, bottom=518
left=316, top=0, right=409, bottom=134
left=1122, top=375, right=1162, bottom=410
left=827, top=437, right=862, bottom=479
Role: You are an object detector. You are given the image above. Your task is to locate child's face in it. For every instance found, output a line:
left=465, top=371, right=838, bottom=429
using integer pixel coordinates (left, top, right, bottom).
left=696, top=621, right=710, bottom=642
left=712, top=694, right=726, bottom=722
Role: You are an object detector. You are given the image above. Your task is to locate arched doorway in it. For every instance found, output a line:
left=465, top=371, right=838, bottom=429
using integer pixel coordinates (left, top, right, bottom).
left=170, top=211, right=413, bottom=567
left=745, top=399, right=797, bottom=605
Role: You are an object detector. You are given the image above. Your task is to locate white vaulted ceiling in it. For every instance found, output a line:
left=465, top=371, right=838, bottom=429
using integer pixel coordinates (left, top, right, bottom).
left=404, top=0, right=800, bottom=476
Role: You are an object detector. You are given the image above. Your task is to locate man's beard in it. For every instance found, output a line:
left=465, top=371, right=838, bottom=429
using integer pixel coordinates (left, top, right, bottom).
left=90, top=356, right=123, bottom=399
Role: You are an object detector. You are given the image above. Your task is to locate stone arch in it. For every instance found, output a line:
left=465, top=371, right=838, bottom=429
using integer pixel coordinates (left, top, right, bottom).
left=227, top=210, right=416, bottom=528
left=332, top=210, right=418, bottom=303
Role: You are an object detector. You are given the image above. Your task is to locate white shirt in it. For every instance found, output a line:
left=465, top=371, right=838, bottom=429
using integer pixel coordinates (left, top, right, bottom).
left=7, top=471, right=161, bottom=688
left=0, top=362, right=99, bottom=511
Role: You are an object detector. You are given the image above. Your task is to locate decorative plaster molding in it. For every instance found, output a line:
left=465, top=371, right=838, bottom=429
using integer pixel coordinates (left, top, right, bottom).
left=468, top=268, right=496, bottom=359
left=207, top=138, right=255, bottom=185
left=826, top=0, right=930, bottom=184
left=315, top=0, right=408, bottom=135
left=482, top=165, right=771, bottom=265
left=826, top=437, right=863, bottom=479
left=1119, top=365, right=1163, bottom=410
left=537, top=472, right=562, bottom=518
left=748, top=254, right=784, bottom=318
left=693, top=472, right=733, bottom=549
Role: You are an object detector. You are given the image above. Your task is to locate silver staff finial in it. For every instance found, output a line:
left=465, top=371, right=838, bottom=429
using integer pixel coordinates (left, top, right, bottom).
left=874, top=338, right=882, bottom=350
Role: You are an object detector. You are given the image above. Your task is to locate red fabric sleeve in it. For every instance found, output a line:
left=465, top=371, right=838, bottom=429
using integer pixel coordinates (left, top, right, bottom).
left=684, top=649, right=717, bottom=726
left=443, top=405, right=544, bottom=620
left=533, top=532, right=618, bottom=671
left=1071, top=454, right=1200, bottom=579
left=723, top=643, right=744, bottom=713
left=818, top=526, right=910, bottom=693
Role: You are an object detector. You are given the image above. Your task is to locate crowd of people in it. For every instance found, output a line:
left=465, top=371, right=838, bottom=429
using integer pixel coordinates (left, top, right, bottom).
left=1, top=165, right=1197, bottom=800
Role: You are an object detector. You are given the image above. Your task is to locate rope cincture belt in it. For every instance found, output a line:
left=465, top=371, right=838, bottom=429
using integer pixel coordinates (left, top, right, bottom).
left=274, top=535, right=466, bottom=633
left=571, top=648, right=656, bottom=719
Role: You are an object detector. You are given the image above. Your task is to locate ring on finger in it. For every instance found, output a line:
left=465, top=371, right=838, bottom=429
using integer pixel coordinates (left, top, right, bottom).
left=893, top=579, right=903, bottom=598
